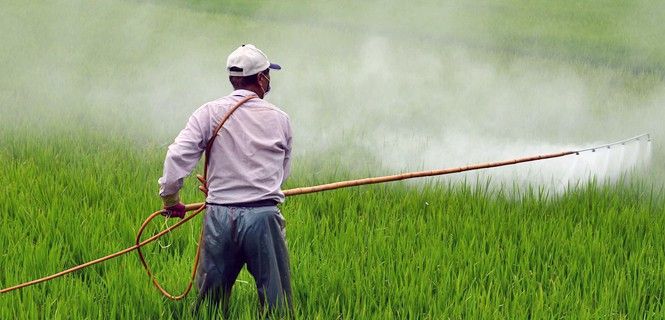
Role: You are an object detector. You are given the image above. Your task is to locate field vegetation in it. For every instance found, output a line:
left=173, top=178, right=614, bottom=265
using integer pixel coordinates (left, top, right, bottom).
left=1, top=1, right=664, bottom=319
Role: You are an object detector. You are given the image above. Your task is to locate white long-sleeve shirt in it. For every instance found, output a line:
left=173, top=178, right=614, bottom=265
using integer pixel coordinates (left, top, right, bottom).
left=159, top=89, right=292, bottom=204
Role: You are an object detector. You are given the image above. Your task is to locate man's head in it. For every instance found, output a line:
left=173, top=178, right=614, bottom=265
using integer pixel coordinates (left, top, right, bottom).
left=226, top=44, right=280, bottom=98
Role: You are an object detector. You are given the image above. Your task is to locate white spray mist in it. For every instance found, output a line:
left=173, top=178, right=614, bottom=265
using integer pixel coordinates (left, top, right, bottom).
left=2, top=1, right=661, bottom=192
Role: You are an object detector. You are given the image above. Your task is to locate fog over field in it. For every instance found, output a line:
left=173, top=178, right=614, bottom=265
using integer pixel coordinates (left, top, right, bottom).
left=1, top=0, right=662, bottom=190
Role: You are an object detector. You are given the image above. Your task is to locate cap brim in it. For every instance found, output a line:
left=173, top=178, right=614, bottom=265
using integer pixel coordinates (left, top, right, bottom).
left=269, top=63, right=281, bottom=70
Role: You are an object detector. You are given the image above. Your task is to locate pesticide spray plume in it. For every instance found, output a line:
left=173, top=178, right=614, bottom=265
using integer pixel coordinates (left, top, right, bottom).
left=415, top=133, right=656, bottom=195
left=563, top=133, right=653, bottom=188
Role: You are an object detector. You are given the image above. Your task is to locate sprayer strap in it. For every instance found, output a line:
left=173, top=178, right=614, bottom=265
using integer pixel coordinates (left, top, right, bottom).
left=203, top=95, right=257, bottom=182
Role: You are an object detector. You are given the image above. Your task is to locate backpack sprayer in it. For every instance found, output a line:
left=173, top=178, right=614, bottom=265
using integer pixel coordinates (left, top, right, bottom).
left=0, top=97, right=653, bottom=298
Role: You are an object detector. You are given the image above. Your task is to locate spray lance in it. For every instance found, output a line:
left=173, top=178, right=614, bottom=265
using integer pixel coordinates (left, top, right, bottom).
left=0, top=98, right=653, bottom=297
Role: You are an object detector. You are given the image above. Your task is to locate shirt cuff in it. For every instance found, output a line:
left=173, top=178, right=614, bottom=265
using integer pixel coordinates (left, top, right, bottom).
left=161, top=192, right=181, bottom=207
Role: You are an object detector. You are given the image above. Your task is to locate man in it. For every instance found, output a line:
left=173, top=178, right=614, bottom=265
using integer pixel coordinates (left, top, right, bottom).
left=158, top=44, right=293, bottom=316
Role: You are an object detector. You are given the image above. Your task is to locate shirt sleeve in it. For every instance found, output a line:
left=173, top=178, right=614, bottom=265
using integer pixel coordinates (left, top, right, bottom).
left=158, top=107, right=210, bottom=199
left=282, top=116, right=293, bottom=184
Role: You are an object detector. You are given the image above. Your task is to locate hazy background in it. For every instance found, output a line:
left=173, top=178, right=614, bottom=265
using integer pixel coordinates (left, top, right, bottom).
left=1, top=0, right=662, bottom=191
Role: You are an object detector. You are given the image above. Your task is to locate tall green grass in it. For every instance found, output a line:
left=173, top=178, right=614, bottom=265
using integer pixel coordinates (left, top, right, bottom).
left=1, top=127, right=664, bottom=319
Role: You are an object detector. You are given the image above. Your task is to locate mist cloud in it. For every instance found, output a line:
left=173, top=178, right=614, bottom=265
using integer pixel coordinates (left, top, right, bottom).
left=2, top=0, right=661, bottom=191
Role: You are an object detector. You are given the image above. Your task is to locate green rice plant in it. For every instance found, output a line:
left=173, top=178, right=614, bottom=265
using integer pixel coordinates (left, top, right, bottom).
left=1, top=129, right=663, bottom=318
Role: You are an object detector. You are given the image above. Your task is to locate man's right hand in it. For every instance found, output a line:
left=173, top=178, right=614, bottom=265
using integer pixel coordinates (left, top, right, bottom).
left=162, top=202, right=186, bottom=219
left=196, top=174, right=208, bottom=195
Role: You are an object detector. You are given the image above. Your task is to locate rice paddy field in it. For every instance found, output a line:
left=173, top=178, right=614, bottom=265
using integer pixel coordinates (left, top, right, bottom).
left=2, top=1, right=665, bottom=319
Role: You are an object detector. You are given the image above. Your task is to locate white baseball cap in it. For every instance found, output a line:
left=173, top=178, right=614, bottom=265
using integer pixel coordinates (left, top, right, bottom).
left=226, top=44, right=281, bottom=77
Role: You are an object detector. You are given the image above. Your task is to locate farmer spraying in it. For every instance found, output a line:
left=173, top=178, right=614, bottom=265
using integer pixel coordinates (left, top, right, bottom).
left=158, top=44, right=293, bottom=315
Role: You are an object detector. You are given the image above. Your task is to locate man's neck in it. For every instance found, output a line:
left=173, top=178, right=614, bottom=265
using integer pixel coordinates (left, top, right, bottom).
left=235, top=85, right=263, bottom=99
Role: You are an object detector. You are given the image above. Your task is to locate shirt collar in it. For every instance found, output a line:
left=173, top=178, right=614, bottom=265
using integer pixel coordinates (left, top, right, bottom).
left=231, top=89, right=258, bottom=97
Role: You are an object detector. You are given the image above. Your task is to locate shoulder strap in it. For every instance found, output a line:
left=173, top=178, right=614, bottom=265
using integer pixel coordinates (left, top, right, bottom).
left=201, top=95, right=257, bottom=193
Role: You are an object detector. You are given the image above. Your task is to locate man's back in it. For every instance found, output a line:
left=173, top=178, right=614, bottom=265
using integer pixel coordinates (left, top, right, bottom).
left=205, top=90, right=292, bottom=204
left=158, top=89, right=292, bottom=205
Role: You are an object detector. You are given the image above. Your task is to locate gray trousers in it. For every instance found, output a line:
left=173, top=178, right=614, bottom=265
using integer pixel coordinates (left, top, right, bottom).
left=195, top=204, right=292, bottom=316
